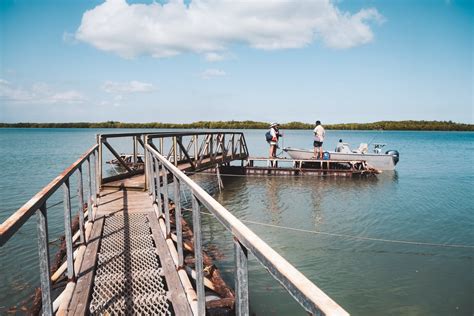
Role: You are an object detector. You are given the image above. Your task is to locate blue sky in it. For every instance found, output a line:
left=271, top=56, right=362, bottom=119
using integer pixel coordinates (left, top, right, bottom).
left=0, top=0, right=472, bottom=124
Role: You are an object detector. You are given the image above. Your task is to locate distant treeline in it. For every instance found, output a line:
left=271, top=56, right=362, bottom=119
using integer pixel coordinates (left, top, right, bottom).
left=0, top=120, right=472, bottom=131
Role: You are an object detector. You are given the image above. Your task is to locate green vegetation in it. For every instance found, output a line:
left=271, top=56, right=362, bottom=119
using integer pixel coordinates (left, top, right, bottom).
left=0, top=120, right=472, bottom=131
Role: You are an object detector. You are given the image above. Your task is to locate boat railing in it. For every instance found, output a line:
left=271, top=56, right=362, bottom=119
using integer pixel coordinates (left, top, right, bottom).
left=145, top=137, right=349, bottom=316
left=0, top=144, right=100, bottom=315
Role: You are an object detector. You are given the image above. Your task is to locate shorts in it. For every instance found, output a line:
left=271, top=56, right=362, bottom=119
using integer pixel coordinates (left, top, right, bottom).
left=313, top=141, right=323, bottom=148
left=270, top=141, right=278, bottom=146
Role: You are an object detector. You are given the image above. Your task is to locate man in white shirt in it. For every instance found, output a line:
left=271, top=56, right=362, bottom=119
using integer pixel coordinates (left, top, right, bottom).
left=313, top=120, right=325, bottom=159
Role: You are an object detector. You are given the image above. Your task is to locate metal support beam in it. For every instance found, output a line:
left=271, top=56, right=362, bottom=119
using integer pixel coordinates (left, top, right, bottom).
left=95, top=149, right=100, bottom=198
left=154, top=157, right=163, bottom=217
left=173, top=176, right=184, bottom=267
left=37, top=203, right=53, bottom=316
left=77, top=165, right=85, bottom=244
left=192, top=194, right=205, bottom=315
left=97, top=135, right=102, bottom=188
left=162, top=167, right=171, bottom=236
left=87, top=157, right=93, bottom=222
left=133, top=136, right=138, bottom=165
left=234, top=238, right=249, bottom=316
left=103, top=140, right=133, bottom=173
left=62, top=179, right=75, bottom=280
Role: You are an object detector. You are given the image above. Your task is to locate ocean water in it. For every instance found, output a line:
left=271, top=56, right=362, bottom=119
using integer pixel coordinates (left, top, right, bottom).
left=0, top=128, right=473, bottom=315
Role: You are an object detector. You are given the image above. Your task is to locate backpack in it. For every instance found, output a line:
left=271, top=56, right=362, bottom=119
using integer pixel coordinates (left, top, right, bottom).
left=265, top=131, right=272, bottom=142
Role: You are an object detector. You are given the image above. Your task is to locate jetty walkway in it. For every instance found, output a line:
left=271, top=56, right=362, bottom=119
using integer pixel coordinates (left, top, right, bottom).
left=0, top=132, right=350, bottom=315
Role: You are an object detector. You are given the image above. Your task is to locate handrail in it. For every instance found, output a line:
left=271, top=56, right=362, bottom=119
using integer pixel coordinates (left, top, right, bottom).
left=99, top=131, right=245, bottom=139
left=0, top=144, right=99, bottom=246
left=145, top=143, right=349, bottom=316
left=97, top=131, right=247, bottom=187
left=0, top=144, right=99, bottom=315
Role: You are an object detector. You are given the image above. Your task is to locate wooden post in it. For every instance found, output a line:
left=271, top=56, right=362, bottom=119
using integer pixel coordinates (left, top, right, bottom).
left=162, top=166, right=171, bottom=237
left=216, top=164, right=224, bottom=192
left=192, top=194, right=205, bottom=315
left=62, top=179, right=75, bottom=280
left=37, top=202, right=53, bottom=316
left=87, top=157, right=93, bottom=222
left=76, top=165, right=85, bottom=244
left=234, top=238, right=249, bottom=316
left=173, top=176, right=184, bottom=267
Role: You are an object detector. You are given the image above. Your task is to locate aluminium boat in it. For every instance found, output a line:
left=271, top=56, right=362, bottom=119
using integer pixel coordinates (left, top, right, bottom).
left=283, top=143, right=399, bottom=170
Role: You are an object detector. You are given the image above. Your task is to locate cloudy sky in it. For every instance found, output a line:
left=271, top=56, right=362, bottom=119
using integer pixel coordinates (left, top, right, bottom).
left=0, top=0, right=472, bottom=123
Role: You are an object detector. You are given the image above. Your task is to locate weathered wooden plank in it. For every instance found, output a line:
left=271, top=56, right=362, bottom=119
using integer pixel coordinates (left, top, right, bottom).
left=148, top=214, right=192, bottom=316
left=67, top=216, right=105, bottom=316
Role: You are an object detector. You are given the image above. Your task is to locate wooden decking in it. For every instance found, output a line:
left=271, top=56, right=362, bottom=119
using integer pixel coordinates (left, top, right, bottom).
left=66, top=186, right=192, bottom=315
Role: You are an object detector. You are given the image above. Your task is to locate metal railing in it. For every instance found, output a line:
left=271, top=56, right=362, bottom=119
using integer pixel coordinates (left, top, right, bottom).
left=0, top=145, right=99, bottom=315
left=144, top=139, right=349, bottom=316
left=97, top=131, right=249, bottom=189
left=146, top=131, right=248, bottom=167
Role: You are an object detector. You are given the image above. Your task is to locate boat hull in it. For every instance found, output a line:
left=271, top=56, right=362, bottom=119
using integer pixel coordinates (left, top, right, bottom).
left=283, top=147, right=397, bottom=170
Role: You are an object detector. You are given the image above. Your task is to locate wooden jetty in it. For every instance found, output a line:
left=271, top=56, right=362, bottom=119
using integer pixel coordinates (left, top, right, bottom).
left=202, top=157, right=379, bottom=177
left=0, top=132, right=350, bottom=316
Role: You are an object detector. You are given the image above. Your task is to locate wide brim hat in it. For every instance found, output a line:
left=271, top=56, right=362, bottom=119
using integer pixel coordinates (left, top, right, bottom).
left=270, top=122, right=279, bottom=127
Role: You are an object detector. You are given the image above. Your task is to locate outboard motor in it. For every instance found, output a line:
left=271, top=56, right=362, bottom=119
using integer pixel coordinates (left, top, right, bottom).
left=386, top=150, right=400, bottom=165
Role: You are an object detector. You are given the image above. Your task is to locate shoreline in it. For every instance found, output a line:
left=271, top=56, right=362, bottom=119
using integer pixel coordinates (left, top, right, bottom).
left=0, top=120, right=473, bottom=131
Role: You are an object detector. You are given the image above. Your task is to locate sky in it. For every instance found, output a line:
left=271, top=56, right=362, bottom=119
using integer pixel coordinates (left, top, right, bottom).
left=0, top=0, right=472, bottom=124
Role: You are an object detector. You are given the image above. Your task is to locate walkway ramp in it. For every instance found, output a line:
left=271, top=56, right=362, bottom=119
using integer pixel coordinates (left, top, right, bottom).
left=67, top=188, right=191, bottom=315
left=0, top=131, right=349, bottom=316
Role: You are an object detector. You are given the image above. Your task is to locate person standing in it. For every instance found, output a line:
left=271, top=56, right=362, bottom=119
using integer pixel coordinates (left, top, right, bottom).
left=268, top=122, right=281, bottom=158
left=313, top=120, right=325, bottom=159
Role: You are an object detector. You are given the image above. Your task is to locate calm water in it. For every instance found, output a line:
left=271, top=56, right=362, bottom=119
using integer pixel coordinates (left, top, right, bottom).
left=0, top=128, right=473, bottom=315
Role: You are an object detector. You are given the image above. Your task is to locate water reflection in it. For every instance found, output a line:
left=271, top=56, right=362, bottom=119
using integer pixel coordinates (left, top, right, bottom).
left=263, top=177, right=283, bottom=225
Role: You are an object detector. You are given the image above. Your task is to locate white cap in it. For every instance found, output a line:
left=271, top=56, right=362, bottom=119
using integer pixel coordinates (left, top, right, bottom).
left=270, top=122, right=279, bottom=127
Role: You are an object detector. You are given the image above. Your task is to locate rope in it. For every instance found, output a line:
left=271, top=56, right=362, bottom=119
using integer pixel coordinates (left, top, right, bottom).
left=276, top=134, right=285, bottom=157
left=182, top=208, right=473, bottom=249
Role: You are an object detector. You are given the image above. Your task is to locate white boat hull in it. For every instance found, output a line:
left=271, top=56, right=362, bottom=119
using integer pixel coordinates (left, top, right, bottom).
left=283, top=147, right=397, bottom=170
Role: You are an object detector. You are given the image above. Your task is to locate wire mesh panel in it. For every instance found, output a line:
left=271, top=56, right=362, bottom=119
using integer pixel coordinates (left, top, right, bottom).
left=89, top=213, right=172, bottom=315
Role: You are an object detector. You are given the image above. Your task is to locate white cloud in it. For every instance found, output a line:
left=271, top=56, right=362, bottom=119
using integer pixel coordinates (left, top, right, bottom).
left=0, top=79, right=86, bottom=104
left=101, top=80, right=156, bottom=93
left=201, top=68, right=226, bottom=79
left=75, top=0, right=384, bottom=59
left=205, top=52, right=226, bottom=62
